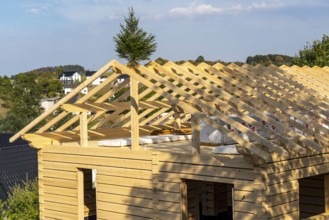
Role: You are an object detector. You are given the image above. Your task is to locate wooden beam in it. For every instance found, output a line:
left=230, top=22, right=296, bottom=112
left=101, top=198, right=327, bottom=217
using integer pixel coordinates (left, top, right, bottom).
left=80, top=112, right=88, bottom=147
left=191, top=113, right=200, bottom=154
left=23, top=124, right=190, bottom=145
left=62, top=101, right=171, bottom=113
left=130, top=77, right=140, bottom=150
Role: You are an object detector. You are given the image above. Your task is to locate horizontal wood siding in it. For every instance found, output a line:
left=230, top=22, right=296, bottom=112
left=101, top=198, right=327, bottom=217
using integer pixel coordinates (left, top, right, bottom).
left=266, top=153, right=329, bottom=219
left=41, top=146, right=153, bottom=220
left=40, top=146, right=257, bottom=220
left=158, top=152, right=255, bottom=219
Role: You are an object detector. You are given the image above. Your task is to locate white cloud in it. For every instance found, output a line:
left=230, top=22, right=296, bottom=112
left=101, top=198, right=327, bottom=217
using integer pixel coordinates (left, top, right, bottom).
left=23, top=3, right=52, bottom=15
left=168, top=1, right=290, bottom=17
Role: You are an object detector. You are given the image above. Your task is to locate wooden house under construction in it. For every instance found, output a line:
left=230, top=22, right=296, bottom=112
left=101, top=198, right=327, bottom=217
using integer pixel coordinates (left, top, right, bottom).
left=11, top=60, right=329, bottom=220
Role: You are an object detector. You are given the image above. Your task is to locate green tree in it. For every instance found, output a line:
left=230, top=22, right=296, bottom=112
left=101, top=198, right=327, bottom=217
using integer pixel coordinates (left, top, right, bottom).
left=113, top=7, right=157, bottom=65
left=294, top=34, right=329, bottom=67
left=36, top=72, right=62, bottom=98
left=1, top=178, right=39, bottom=220
left=195, top=55, right=205, bottom=63
left=0, top=200, right=5, bottom=220
left=0, top=76, right=12, bottom=104
left=0, top=74, right=42, bottom=133
left=154, top=57, right=168, bottom=65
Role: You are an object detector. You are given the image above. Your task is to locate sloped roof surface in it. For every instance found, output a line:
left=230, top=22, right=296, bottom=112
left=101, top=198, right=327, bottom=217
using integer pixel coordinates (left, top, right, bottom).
left=11, top=60, right=329, bottom=162
left=0, top=134, right=38, bottom=201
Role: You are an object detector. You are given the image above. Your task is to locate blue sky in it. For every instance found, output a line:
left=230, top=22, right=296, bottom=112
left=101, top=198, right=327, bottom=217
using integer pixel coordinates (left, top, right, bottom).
left=1, top=0, right=329, bottom=76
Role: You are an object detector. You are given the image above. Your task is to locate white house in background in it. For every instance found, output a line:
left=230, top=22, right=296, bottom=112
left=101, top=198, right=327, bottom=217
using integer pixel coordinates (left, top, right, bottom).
left=63, top=84, right=88, bottom=95
left=59, top=71, right=82, bottom=84
left=40, top=97, right=60, bottom=111
left=63, top=84, right=76, bottom=95
left=86, top=71, right=107, bottom=85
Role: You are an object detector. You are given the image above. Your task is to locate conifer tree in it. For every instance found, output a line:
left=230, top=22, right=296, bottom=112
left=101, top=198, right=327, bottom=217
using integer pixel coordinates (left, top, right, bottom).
left=113, top=7, right=157, bottom=66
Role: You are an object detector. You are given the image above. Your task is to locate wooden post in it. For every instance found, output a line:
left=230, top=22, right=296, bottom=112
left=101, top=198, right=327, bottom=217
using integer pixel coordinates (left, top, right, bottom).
left=172, top=104, right=182, bottom=130
left=130, top=78, right=140, bottom=150
left=80, top=112, right=88, bottom=147
left=174, top=112, right=181, bottom=130
left=181, top=180, right=188, bottom=220
left=77, top=169, right=84, bottom=219
left=325, top=175, right=329, bottom=213
left=191, top=114, right=200, bottom=154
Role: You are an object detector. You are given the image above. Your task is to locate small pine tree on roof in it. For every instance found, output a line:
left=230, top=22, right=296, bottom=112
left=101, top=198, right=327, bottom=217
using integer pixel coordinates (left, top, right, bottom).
left=113, top=7, right=157, bottom=66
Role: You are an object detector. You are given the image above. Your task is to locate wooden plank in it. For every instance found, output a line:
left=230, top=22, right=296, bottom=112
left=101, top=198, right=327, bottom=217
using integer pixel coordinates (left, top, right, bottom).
left=62, top=101, right=171, bottom=113
left=267, top=161, right=329, bottom=185
left=267, top=190, right=299, bottom=207
left=43, top=169, right=77, bottom=180
left=42, top=145, right=152, bottom=160
left=191, top=114, right=200, bottom=154
left=97, top=192, right=153, bottom=208
left=97, top=183, right=153, bottom=198
left=42, top=153, right=152, bottom=170
left=97, top=201, right=154, bottom=218
left=44, top=185, right=77, bottom=197
left=159, top=152, right=252, bottom=168
left=158, top=163, right=255, bottom=180
left=24, top=124, right=187, bottom=144
left=43, top=176, right=77, bottom=189
left=130, top=77, right=140, bottom=150
left=44, top=209, right=77, bottom=220
left=43, top=200, right=77, bottom=214
left=97, top=209, right=152, bottom=220
left=80, top=112, right=88, bottom=147
left=267, top=180, right=299, bottom=196
left=97, top=174, right=153, bottom=188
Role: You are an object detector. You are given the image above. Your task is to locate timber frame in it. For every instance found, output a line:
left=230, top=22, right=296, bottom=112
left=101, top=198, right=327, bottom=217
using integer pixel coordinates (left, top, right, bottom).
left=12, top=60, right=329, bottom=219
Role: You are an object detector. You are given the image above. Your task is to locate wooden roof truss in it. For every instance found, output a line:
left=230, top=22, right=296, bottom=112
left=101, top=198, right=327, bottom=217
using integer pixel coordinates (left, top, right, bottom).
left=11, top=60, right=329, bottom=162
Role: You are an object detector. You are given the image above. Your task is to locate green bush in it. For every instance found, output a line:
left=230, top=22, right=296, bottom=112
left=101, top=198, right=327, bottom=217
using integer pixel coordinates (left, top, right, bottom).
left=1, top=178, right=39, bottom=220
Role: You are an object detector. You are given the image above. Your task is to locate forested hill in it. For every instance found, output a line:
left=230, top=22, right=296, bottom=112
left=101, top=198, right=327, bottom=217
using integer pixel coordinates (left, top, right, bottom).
left=246, top=54, right=294, bottom=66
left=155, top=54, right=294, bottom=67
left=21, top=64, right=85, bottom=78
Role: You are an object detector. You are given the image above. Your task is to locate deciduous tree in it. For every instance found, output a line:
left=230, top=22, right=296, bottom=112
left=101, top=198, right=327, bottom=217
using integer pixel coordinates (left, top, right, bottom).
left=0, top=74, right=42, bottom=133
left=0, top=179, right=39, bottom=220
left=294, top=34, right=329, bottom=67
